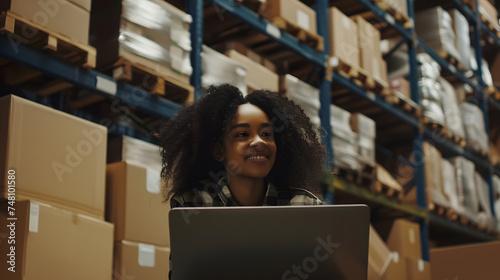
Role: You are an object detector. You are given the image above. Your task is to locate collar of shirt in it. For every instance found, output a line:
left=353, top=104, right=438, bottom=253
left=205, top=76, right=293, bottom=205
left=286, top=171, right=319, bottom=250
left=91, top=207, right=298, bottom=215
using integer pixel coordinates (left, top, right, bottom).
left=217, top=177, right=277, bottom=206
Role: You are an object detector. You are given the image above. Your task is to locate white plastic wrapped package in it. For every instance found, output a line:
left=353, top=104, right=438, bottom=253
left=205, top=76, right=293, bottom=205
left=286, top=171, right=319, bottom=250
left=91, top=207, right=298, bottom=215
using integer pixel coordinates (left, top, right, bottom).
left=451, top=10, right=475, bottom=71
left=452, top=157, right=479, bottom=221
left=438, top=77, right=465, bottom=139
left=415, top=7, right=461, bottom=63
left=441, top=158, right=464, bottom=214
left=417, top=53, right=441, bottom=80
left=201, top=45, right=247, bottom=96
left=421, top=99, right=446, bottom=125
left=332, top=136, right=359, bottom=170
left=460, top=102, right=489, bottom=153
left=418, top=78, right=442, bottom=102
left=481, top=58, right=494, bottom=87
left=284, top=75, right=321, bottom=127
left=122, top=0, right=192, bottom=51
left=330, top=104, right=354, bottom=140
left=358, top=135, right=375, bottom=165
left=475, top=172, right=492, bottom=215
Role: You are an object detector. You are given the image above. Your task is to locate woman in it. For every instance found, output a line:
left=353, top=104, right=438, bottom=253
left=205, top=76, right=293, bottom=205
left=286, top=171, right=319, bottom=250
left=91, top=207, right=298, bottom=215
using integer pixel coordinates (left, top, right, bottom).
left=159, top=84, right=326, bottom=207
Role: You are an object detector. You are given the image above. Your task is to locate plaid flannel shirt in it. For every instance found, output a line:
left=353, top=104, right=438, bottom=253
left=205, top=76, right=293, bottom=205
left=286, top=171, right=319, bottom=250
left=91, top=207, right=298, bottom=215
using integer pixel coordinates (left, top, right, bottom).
left=168, top=177, right=322, bottom=279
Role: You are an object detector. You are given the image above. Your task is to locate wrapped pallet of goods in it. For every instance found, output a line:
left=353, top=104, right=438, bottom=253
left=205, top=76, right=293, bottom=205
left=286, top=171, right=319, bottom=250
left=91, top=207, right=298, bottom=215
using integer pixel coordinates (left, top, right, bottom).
left=330, top=104, right=359, bottom=170
left=438, top=77, right=466, bottom=141
left=474, top=172, right=495, bottom=231
left=450, top=157, right=480, bottom=223
left=417, top=54, right=446, bottom=126
left=460, top=102, right=489, bottom=155
left=441, top=158, right=465, bottom=216
left=121, top=0, right=193, bottom=76
left=415, top=7, right=461, bottom=62
left=350, top=113, right=376, bottom=167
left=449, top=9, right=477, bottom=72
left=201, top=45, right=247, bottom=96
left=280, top=74, right=321, bottom=129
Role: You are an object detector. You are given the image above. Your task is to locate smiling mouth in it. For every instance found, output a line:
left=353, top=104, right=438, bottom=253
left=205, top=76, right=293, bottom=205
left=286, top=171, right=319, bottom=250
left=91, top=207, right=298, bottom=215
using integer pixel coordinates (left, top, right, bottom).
left=246, top=155, right=268, bottom=161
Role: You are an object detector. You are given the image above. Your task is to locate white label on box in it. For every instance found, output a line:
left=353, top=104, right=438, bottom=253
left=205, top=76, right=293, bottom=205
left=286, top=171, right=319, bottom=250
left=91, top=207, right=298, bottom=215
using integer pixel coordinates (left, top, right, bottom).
left=235, top=66, right=246, bottom=77
left=96, top=76, right=117, bottom=96
left=409, top=228, right=416, bottom=244
left=138, top=243, right=156, bottom=267
left=29, top=202, right=40, bottom=233
left=418, top=259, right=424, bottom=272
left=385, top=14, right=395, bottom=25
left=266, top=23, right=281, bottom=39
left=296, top=10, right=310, bottom=31
left=392, top=252, right=399, bottom=263
left=146, top=168, right=161, bottom=194
left=341, top=17, right=351, bottom=30
left=329, top=57, right=340, bottom=67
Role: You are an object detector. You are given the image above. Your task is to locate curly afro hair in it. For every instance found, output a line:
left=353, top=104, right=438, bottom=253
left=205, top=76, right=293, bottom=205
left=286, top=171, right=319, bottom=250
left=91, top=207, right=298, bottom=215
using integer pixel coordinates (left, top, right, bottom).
left=158, top=84, right=326, bottom=200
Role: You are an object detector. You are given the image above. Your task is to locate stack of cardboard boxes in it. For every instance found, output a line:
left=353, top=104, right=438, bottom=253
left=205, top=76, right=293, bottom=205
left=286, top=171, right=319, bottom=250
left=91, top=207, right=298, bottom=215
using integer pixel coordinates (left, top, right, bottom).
left=0, top=95, right=113, bottom=279
left=107, top=135, right=171, bottom=279
left=330, top=104, right=360, bottom=170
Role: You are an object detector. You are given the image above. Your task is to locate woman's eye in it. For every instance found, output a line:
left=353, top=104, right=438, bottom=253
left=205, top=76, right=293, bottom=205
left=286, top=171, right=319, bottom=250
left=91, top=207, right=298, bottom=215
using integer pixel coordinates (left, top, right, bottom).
left=235, top=132, right=248, bottom=137
left=262, top=131, right=274, bottom=138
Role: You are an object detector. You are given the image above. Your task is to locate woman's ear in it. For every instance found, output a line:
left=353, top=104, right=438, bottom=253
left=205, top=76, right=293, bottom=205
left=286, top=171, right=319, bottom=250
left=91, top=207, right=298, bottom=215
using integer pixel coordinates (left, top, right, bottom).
left=211, top=142, right=224, bottom=162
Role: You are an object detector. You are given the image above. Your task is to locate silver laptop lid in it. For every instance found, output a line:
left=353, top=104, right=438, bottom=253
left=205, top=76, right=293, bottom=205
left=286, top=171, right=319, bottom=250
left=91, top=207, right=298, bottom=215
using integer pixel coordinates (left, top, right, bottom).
left=169, top=204, right=369, bottom=280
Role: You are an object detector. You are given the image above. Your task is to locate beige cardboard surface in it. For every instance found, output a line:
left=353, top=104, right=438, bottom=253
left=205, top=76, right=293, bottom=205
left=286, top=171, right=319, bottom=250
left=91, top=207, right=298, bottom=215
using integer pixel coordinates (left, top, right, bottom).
left=329, top=7, right=360, bottom=68
left=389, top=78, right=411, bottom=99
left=430, top=241, right=500, bottom=280
left=355, top=16, right=382, bottom=79
left=0, top=200, right=114, bottom=280
left=405, top=258, right=431, bottom=280
left=263, top=0, right=317, bottom=34
left=10, top=0, right=90, bottom=44
left=381, top=254, right=406, bottom=280
left=0, top=95, right=107, bottom=219
left=114, top=240, right=170, bottom=280
left=106, top=161, right=170, bottom=246
left=386, top=219, right=422, bottom=260
left=226, top=49, right=279, bottom=92
left=368, top=225, right=393, bottom=280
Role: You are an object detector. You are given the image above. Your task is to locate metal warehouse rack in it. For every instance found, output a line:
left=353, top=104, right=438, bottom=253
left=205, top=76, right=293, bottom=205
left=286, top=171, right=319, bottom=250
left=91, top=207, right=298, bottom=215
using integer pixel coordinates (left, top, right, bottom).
left=0, top=0, right=499, bottom=265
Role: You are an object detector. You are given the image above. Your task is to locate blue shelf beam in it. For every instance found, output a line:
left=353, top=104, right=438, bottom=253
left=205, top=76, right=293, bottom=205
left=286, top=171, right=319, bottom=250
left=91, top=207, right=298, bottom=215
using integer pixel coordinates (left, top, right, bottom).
left=0, top=35, right=182, bottom=119
left=430, top=213, right=498, bottom=241
left=188, top=0, right=204, bottom=100
left=210, top=0, right=326, bottom=66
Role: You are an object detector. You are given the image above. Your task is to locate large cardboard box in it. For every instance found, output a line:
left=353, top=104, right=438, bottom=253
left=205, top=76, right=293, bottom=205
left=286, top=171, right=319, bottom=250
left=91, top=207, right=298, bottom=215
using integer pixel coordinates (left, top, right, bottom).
left=479, top=0, right=500, bottom=31
left=386, top=219, right=422, bottom=260
left=106, top=161, right=170, bottom=246
left=329, top=7, right=360, bottom=68
left=225, top=49, right=279, bottom=92
left=114, top=240, right=170, bottom=280
left=381, top=253, right=406, bottom=280
left=354, top=16, right=382, bottom=81
left=262, top=0, right=317, bottom=34
left=0, top=95, right=107, bottom=219
left=368, top=225, right=393, bottom=280
left=0, top=200, right=114, bottom=280
left=6, top=0, right=90, bottom=44
left=405, top=258, right=431, bottom=280
left=430, top=241, right=500, bottom=280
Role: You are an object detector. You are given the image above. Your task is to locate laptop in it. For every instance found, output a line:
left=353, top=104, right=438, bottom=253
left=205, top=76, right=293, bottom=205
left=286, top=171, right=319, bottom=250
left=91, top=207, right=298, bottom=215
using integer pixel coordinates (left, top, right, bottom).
left=169, top=204, right=369, bottom=280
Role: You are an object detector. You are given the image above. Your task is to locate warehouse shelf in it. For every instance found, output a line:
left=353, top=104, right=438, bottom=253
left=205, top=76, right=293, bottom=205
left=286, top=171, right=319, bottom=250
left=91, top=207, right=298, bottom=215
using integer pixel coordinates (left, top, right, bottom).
left=209, top=0, right=327, bottom=66
left=429, top=213, right=498, bottom=244
left=322, top=174, right=429, bottom=220
left=417, top=39, right=480, bottom=91
left=489, top=95, right=500, bottom=111
left=0, top=35, right=182, bottom=119
left=356, top=0, right=413, bottom=40
left=481, top=21, right=500, bottom=47
left=331, top=72, right=420, bottom=128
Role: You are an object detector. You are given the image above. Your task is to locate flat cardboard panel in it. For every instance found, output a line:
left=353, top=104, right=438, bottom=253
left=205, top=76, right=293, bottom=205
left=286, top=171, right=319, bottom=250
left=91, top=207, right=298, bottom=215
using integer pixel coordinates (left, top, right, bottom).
left=355, top=16, right=382, bottom=79
left=329, top=7, right=360, bottom=68
left=0, top=95, right=107, bottom=219
left=226, top=49, right=279, bottom=92
left=430, top=241, right=500, bottom=280
left=263, top=0, right=317, bottom=34
left=106, top=162, right=170, bottom=246
left=114, top=240, right=170, bottom=280
left=11, top=0, right=90, bottom=44
left=386, top=219, right=422, bottom=260
left=0, top=200, right=114, bottom=280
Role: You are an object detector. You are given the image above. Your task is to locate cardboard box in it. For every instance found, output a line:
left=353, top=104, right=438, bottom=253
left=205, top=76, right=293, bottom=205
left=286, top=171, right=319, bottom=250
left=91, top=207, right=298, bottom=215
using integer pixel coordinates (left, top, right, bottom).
left=106, top=161, right=170, bottom=246
left=0, top=95, right=107, bottom=219
left=389, top=78, right=410, bottom=99
left=329, top=7, right=360, bottom=68
left=405, top=258, right=431, bottom=280
left=381, top=253, right=406, bottom=280
left=0, top=200, right=114, bottom=280
left=386, top=219, right=422, bottom=260
left=351, top=113, right=376, bottom=138
left=225, top=49, right=279, bottom=92
left=430, top=241, right=500, bottom=280
left=114, top=240, right=170, bottom=280
left=368, top=225, right=393, bottom=280
left=214, top=41, right=277, bottom=72
left=8, top=0, right=90, bottom=44
left=262, top=0, right=317, bottom=34
left=355, top=16, right=382, bottom=80
left=479, top=0, right=500, bottom=31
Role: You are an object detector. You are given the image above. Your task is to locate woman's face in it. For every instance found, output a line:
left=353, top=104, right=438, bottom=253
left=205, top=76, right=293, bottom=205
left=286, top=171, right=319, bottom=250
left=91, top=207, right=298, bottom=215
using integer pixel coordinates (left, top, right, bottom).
left=216, top=103, right=277, bottom=179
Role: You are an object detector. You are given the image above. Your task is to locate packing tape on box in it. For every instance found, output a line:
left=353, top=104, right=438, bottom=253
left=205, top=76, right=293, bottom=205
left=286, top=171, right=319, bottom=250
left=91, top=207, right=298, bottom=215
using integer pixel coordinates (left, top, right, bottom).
left=146, top=168, right=161, bottom=194
left=296, top=10, right=310, bottom=31
left=29, top=202, right=40, bottom=233
left=418, top=259, right=424, bottom=272
left=138, top=243, right=156, bottom=267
